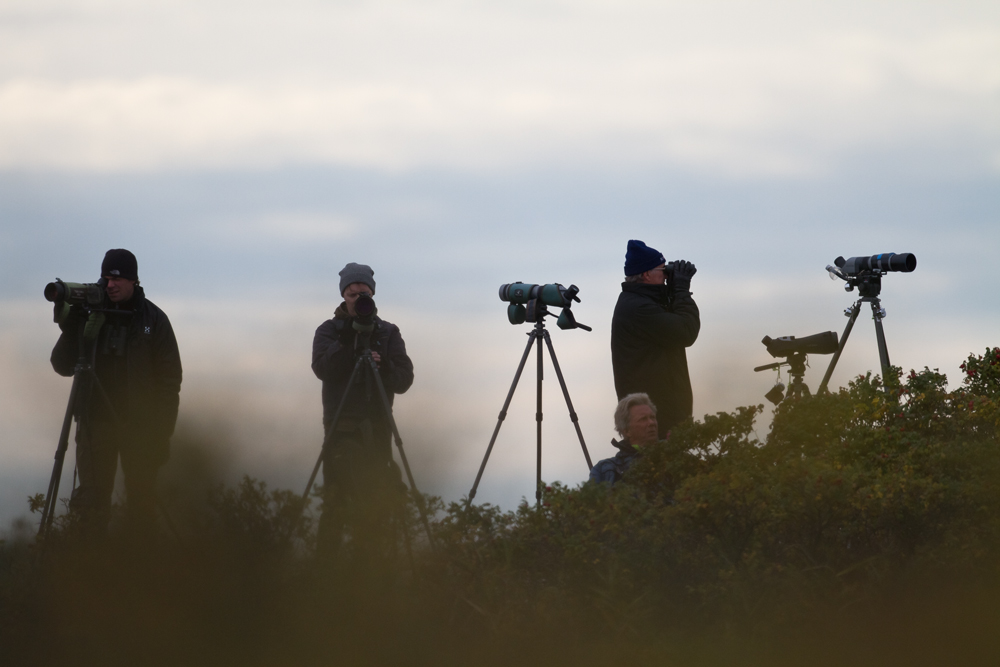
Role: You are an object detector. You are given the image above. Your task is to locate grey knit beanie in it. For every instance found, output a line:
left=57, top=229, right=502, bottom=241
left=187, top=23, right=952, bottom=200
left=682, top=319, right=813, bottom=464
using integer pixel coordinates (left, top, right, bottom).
left=338, top=262, right=376, bottom=296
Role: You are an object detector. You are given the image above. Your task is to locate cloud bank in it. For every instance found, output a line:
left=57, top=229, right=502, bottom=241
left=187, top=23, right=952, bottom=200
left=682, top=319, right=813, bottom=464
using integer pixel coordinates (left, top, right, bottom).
left=0, top=1, right=997, bottom=174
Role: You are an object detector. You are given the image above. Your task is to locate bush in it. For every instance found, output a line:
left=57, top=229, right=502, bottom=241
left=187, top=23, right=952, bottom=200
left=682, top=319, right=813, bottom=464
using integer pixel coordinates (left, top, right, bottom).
left=4, top=350, right=1000, bottom=666
left=433, top=357, right=1000, bottom=648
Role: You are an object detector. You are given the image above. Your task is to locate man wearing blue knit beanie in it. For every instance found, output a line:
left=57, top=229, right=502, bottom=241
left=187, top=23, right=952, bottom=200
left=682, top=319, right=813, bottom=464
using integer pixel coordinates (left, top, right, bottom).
left=611, top=240, right=700, bottom=439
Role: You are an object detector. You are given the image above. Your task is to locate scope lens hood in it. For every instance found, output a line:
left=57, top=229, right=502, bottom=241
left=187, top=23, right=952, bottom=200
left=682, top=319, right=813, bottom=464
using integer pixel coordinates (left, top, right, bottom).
left=43, top=281, right=65, bottom=302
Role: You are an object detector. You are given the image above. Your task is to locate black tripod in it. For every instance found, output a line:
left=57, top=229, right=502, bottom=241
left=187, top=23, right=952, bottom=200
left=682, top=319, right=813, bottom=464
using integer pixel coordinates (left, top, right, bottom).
left=38, top=310, right=131, bottom=538
left=818, top=277, right=892, bottom=394
left=466, top=307, right=593, bottom=508
left=300, top=326, right=435, bottom=548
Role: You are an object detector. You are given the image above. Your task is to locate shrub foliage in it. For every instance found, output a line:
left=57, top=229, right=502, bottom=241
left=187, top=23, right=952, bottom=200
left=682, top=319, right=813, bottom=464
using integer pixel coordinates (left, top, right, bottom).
left=433, top=350, right=1000, bottom=639
left=3, top=349, right=1000, bottom=665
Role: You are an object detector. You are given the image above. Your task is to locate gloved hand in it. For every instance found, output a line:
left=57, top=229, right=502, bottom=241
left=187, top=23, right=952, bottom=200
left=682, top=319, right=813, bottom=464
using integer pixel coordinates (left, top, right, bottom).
left=56, top=304, right=86, bottom=333
left=671, top=260, right=697, bottom=293
left=336, top=320, right=357, bottom=349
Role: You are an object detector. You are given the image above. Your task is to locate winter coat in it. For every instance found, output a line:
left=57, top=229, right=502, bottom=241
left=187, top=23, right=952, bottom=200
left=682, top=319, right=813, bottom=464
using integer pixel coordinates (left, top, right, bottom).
left=611, top=282, right=700, bottom=437
left=50, top=285, right=182, bottom=463
left=589, top=439, right=640, bottom=485
left=311, top=305, right=414, bottom=429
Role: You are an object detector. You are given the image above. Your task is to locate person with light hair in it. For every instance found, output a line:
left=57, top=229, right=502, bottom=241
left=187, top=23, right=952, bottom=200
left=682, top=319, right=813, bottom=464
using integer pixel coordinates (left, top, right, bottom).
left=589, top=393, right=660, bottom=484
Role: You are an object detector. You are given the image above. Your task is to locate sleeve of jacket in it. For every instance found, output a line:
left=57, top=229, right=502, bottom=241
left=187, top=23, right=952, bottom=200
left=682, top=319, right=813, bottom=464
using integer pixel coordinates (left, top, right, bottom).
left=379, top=325, right=414, bottom=395
left=49, top=305, right=91, bottom=376
left=151, top=311, right=182, bottom=439
left=632, top=292, right=700, bottom=348
left=312, top=320, right=356, bottom=381
left=50, top=331, right=78, bottom=377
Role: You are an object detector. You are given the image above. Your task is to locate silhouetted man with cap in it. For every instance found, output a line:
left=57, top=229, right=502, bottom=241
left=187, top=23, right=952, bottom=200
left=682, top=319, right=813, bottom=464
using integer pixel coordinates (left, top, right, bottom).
left=312, top=262, right=414, bottom=558
left=50, top=249, right=182, bottom=536
left=611, top=240, right=699, bottom=438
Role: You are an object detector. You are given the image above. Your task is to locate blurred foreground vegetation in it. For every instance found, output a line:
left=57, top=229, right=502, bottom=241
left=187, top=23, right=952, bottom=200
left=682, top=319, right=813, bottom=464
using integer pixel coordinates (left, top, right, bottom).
left=3, top=348, right=1000, bottom=666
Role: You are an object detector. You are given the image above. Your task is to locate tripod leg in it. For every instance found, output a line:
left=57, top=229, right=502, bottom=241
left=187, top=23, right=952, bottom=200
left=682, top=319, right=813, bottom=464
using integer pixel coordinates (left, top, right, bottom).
left=467, top=330, right=537, bottom=506
left=788, top=377, right=811, bottom=399
left=300, top=356, right=366, bottom=515
left=39, top=370, right=85, bottom=537
left=366, top=355, right=436, bottom=549
left=156, top=497, right=185, bottom=544
left=542, top=330, right=593, bottom=470
left=819, top=300, right=861, bottom=394
left=400, top=505, right=416, bottom=577
left=535, top=329, right=543, bottom=507
left=871, top=298, right=892, bottom=380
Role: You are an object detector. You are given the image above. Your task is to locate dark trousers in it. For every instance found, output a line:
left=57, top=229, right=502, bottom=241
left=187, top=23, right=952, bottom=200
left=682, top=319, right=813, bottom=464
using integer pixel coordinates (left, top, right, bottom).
left=69, top=419, right=159, bottom=534
left=317, top=420, right=403, bottom=559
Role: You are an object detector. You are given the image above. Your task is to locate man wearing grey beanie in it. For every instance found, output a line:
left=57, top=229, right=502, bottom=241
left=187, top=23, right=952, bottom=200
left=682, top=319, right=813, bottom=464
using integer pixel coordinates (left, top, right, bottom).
left=311, top=262, right=414, bottom=558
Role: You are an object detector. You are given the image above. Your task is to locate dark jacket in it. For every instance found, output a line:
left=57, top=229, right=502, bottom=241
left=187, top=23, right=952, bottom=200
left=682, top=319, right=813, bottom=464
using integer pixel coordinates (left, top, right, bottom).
left=589, top=438, right=640, bottom=485
left=312, top=305, right=414, bottom=428
left=611, top=282, right=700, bottom=436
left=51, top=285, right=182, bottom=462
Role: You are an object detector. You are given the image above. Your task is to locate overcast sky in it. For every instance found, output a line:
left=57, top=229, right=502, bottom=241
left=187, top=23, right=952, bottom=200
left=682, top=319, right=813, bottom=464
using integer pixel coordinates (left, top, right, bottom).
left=1, top=0, right=998, bottom=530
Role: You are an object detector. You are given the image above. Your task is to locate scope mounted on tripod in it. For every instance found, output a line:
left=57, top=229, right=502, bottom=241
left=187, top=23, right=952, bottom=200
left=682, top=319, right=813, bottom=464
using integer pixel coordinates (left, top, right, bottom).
left=44, top=278, right=106, bottom=324
left=827, top=253, right=916, bottom=298
left=352, top=294, right=377, bottom=334
left=468, top=282, right=595, bottom=507
left=818, top=253, right=917, bottom=393
left=499, top=282, right=591, bottom=331
left=755, top=331, right=839, bottom=405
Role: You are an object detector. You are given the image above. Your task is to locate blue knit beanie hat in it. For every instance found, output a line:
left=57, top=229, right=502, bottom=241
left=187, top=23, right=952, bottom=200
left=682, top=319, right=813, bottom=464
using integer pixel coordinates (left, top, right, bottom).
left=624, top=240, right=665, bottom=276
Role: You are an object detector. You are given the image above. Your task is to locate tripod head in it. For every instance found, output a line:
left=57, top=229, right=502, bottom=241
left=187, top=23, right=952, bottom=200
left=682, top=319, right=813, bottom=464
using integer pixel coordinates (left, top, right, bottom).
left=520, top=300, right=593, bottom=332
left=755, top=352, right=809, bottom=405
left=755, top=332, right=839, bottom=404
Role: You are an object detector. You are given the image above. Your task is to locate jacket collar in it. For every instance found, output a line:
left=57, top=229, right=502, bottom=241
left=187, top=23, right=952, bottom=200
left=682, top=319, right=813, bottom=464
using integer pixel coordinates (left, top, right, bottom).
left=107, top=284, right=145, bottom=312
left=621, top=281, right=669, bottom=302
left=611, top=437, right=637, bottom=455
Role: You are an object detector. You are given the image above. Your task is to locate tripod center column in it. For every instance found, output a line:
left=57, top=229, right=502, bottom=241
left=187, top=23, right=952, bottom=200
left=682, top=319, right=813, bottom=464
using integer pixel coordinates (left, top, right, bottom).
left=536, top=325, right=544, bottom=505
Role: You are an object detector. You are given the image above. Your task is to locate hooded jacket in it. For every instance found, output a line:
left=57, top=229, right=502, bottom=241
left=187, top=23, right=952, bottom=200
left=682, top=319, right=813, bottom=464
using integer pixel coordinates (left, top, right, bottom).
left=50, top=285, right=182, bottom=462
left=611, top=282, right=700, bottom=437
left=312, top=305, right=414, bottom=428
